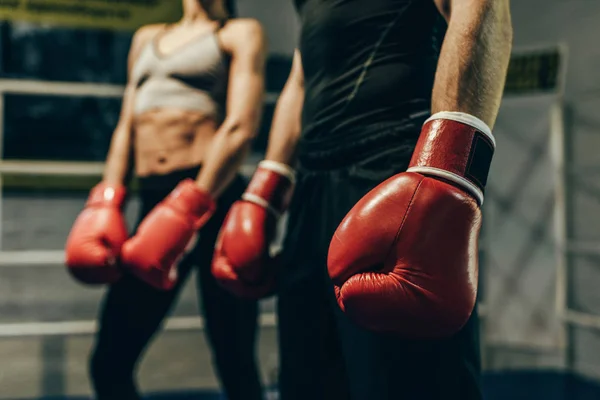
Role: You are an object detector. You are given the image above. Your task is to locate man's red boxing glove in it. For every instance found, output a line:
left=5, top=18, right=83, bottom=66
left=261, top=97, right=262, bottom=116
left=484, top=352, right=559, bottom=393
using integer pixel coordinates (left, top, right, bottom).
left=212, top=160, right=295, bottom=299
left=65, top=182, right=128, bottom=284
left=328, top=111, right=495, bottom=337
left=121, top=179, right=215, bottom=290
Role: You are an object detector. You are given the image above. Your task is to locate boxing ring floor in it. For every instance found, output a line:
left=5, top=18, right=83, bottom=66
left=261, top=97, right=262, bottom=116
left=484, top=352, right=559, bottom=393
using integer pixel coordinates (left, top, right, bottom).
left=1, top=77, right=600, bottom=399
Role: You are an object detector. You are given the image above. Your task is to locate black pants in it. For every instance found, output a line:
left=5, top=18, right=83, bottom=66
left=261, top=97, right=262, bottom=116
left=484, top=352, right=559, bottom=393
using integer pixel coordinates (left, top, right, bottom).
left=277, top=125, right=482, bottom=400
left=90, top=168, right=263, bottom=400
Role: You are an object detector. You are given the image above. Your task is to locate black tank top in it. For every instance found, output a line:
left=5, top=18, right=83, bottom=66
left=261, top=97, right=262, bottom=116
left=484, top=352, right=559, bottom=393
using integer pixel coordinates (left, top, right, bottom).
left=295, top=0, right=446, bottom=152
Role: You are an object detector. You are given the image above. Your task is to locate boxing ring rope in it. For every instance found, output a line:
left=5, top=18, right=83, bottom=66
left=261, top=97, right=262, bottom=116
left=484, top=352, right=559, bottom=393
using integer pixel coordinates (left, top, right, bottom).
left=0, top=78, right=281, bottom=102
left=0, top=78, right=487, bottom=340
left=0, top=79, right=278, bottom=338
left=0, top=313, right=277, bottom=338
left=0, top=77, right=595, bottom=351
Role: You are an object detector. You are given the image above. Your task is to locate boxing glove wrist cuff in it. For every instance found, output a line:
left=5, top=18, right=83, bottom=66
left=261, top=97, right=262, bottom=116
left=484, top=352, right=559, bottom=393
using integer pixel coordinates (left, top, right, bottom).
left=87, top=182, right=127, bottom=209
left=425, top=111, right=495, bottom=147
left=242, top=160, right=295, bottom=218
left=258, top=160, right=296, bottom=185
left=407, top=111, right=495, bottom=206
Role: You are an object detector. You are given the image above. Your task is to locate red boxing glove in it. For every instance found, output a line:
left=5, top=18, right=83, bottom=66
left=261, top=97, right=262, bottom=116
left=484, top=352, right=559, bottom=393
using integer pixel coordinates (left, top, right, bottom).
left=121, top=179, right=215, bottom=290
left=212, top=160, right=295, bottom=299
left=65, top=182, right=128, bottom=285
left=328, top=112, right=495, bottom=337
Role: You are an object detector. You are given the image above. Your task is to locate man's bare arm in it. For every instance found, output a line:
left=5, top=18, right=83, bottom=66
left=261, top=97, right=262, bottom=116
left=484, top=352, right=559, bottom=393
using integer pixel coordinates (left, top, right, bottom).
left=264, top=49, right=304, bottom=165
left=432, top=0, right=513, bottom=128
left=196, top=19, right=267, bottom=197
left=103, top=25, right=162, bottom=185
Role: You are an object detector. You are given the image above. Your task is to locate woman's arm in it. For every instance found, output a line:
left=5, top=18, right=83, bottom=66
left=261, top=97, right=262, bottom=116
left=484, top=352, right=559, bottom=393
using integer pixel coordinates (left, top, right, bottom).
left=102, top=24, right=163, bottom=185
left=195, top=19, right=267, bottom=197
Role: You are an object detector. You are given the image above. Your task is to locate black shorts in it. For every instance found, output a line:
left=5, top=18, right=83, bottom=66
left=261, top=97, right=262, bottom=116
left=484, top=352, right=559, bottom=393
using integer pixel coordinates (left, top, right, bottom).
left=277, top=125, right=482, bottom=400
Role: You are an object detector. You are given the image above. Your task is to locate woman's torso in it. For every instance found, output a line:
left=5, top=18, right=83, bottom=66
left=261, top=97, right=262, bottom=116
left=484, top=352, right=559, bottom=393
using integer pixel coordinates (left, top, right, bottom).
left=130, top=23, right=229, bottom=177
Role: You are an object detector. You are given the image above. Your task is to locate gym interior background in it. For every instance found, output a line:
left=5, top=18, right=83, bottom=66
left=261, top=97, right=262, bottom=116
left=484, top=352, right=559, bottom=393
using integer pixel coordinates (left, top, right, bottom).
left=0, top=0, right=599, bottom=399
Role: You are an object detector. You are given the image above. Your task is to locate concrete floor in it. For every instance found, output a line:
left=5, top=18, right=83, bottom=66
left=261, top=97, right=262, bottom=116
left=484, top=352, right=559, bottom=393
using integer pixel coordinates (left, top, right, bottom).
left=0, top=271, right=279, bottom=399
left=0, top=325, right=279, bottom=399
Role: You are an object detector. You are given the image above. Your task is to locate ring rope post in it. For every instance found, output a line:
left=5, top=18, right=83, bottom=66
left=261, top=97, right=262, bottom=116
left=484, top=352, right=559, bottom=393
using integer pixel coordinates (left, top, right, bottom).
left=0, top=90, right=4, bottom=251
left=549, top=100, right=570, bottom=369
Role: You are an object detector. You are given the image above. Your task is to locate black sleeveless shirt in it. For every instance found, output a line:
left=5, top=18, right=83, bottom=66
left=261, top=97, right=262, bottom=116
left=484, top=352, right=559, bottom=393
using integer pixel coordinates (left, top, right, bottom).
left=295, top=0, right=446, bottom=158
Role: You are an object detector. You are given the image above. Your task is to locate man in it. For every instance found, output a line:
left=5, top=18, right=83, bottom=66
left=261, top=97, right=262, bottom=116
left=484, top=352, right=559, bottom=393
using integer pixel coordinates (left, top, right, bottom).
left=214, top=0, right=512, bottom=399
left=64, top=0, right=266, bottom=399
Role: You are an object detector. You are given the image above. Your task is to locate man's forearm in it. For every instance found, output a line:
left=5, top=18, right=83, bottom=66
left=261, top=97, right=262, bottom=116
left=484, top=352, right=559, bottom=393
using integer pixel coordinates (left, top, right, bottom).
left=432, top=0, right=513, bottom=128
left=264, top=81, right=304, bottom=165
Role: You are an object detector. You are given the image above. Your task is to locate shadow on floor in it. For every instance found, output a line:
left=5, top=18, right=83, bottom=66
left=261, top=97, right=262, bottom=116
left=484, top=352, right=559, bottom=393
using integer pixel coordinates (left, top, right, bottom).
left=26, top=371, right=600, bottom=400
left=484, top=370, right=600, bottom=400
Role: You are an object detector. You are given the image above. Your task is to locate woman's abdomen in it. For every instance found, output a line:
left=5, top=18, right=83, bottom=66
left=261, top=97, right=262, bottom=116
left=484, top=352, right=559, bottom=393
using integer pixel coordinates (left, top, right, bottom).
left=133, top=108, right=217, bottom=177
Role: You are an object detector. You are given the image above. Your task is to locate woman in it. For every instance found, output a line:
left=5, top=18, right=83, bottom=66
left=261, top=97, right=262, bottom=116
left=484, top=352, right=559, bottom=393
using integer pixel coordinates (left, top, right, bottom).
left=64, top=0, right=266, bottom=399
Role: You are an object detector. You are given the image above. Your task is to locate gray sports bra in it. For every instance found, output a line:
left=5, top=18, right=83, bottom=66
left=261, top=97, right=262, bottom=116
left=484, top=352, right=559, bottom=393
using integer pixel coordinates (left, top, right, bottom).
left=131, top=27, right=229, bottom=119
